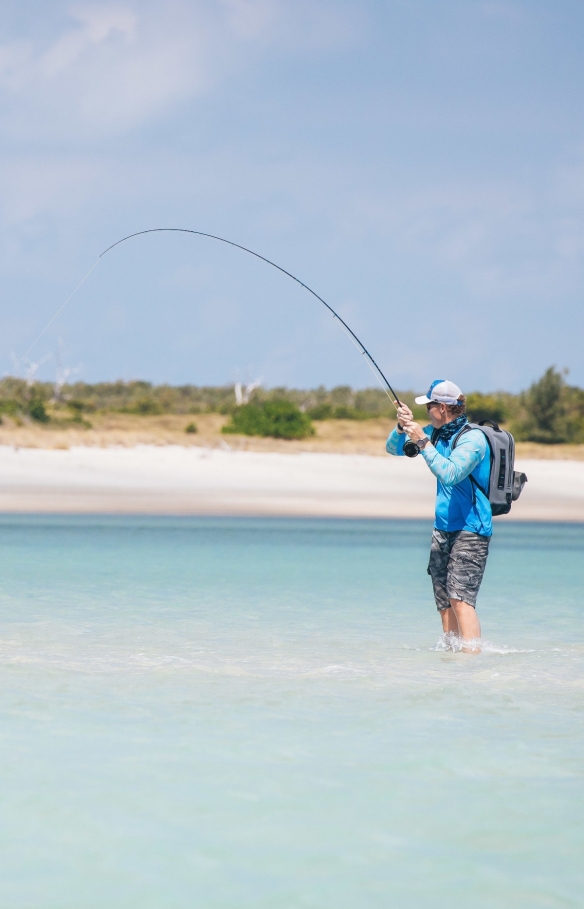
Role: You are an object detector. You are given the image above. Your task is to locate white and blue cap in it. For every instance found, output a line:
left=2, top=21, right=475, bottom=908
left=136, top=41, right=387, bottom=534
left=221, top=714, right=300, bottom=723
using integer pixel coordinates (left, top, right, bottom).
left=414, top=379, right=463, bottom=406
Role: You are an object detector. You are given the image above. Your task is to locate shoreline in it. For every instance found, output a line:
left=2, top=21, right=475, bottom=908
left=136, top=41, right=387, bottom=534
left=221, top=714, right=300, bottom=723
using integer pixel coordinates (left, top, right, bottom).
left=3, top=413, right=584, bottom=459
left=0, top=444, right=582, bottom=521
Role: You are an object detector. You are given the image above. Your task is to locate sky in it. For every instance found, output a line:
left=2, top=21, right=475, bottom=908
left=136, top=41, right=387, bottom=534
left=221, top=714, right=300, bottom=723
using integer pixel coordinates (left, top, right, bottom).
left=1, top=0, right=584, bottom=393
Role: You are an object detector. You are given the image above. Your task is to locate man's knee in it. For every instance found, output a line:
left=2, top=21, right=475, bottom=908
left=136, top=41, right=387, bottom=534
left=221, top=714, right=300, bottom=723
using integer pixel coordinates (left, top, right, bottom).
left=449, top=598, right=476, bottom=616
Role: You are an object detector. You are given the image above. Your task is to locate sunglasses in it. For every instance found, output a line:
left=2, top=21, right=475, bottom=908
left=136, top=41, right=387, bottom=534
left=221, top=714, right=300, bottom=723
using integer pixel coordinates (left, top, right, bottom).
left=426, top=402, right=441, bottom=411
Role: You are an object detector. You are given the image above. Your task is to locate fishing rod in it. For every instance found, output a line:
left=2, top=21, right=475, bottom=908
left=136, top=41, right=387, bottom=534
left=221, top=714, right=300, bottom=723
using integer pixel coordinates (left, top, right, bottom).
left=6, top=228, right=402, bottom=408
left=100, top=229, right=401, bottom=407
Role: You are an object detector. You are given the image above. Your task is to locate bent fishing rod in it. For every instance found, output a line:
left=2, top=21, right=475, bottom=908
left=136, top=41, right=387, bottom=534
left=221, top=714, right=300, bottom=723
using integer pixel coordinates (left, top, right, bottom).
left=7, top=228, right=403, bottom=408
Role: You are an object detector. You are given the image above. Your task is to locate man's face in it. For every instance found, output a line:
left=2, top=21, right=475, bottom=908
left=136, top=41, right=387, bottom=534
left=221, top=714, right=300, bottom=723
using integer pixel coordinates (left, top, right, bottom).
left=426, top=401, right=449, bottom=427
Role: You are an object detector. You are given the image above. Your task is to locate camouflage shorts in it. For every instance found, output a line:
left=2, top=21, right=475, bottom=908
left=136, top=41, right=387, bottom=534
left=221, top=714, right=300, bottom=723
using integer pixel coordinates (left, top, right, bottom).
left=427, top=529, right=490, bottom=611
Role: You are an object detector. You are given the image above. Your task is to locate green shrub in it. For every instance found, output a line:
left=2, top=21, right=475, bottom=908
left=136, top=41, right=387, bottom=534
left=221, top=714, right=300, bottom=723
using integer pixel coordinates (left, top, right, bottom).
left=185, top=422, right=198, bottom=434
left=68, top=401, right=83, bottom=421
left=353, top=389, right=394, bottom=417
left=0, top=399, right=21, bottom=417
left=29, top=399, right=49, bottom=423
left=128, top=398, right=163, bottom=415
left=63, top=400, right=90, bottom=427
left=307, top=403, right=333, bottom=420
left=332, top=406, right=370, bottom=420
left=68, top=398, right=96, bottom=414
left=307, top=403, right=373, bottom=420
left=513, top=367, right=565, bottom=443
left=512, top=367, right=584, bottom=444
left=223, top=399, right=314, bottom=439
left=465, top=393, right=507, bottom=425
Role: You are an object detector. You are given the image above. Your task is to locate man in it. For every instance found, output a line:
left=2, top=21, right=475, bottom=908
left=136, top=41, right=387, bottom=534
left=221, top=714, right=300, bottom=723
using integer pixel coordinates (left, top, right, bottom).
left=386, top=379, right=491, bottom=653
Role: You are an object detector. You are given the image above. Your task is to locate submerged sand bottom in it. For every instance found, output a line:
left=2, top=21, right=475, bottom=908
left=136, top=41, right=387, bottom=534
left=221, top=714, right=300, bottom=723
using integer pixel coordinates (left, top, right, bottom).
left=0, top=445, right=581, bottom=521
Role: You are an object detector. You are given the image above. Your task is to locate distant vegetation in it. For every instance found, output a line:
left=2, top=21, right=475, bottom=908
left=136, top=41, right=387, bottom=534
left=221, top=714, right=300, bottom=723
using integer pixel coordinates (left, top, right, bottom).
left=223, top=400, right=314, bottom=440
left=0, top=367, right=583, bottom=443
left=513, top=367, right=584, bottom=444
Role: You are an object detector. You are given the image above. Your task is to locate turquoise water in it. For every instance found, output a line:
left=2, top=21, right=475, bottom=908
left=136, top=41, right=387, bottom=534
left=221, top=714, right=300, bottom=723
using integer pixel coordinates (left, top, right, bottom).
left=0, top=515, right=583, bottom=908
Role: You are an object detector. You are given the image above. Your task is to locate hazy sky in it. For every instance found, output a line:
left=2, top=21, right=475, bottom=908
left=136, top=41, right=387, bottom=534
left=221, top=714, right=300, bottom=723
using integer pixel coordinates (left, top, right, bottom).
left=1, top=0, right=584, bottom=392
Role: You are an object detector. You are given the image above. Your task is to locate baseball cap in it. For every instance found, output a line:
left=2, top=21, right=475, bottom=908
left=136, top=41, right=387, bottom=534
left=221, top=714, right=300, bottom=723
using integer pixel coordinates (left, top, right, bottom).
left=414, top=379, right=463, bottom=406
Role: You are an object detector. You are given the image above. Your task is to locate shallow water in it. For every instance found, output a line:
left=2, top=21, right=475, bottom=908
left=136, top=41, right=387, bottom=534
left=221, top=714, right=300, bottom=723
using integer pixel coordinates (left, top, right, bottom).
left=0, top=515, right=582, bottom=908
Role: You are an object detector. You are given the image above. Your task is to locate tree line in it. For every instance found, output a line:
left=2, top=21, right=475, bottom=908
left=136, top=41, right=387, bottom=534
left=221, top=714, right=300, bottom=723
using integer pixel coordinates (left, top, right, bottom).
left=0, top=367, right=582, bottom=444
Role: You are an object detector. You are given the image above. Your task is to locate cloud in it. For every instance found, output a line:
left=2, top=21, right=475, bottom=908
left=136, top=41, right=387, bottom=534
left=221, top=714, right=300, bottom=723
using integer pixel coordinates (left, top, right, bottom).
left=347, top=159, right=584, bottom=304
left=220, top=0, right=359, bottom=47
left=220, top=0, right=277, bottom=39
left=0, top=154, right=103, bottom=227
left=0, top=0, right=359, bottom=141
left=0, top=0, right=363, bottom=248
left=40, top=5, right=137, bottom=78
left=0, top=2, right=212, bottom=138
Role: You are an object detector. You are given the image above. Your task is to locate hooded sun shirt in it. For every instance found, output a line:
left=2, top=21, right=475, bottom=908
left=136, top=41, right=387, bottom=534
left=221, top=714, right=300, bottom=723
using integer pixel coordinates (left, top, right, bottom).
left=386, top=417, right=492, bottom=536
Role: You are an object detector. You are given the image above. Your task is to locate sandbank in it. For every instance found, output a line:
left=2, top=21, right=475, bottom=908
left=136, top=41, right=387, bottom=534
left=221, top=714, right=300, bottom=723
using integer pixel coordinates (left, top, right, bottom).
left=0, top=444, right=581, bottom=521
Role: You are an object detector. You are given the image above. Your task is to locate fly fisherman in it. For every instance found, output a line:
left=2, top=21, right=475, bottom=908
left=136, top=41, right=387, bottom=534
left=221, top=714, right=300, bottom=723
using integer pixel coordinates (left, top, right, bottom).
left=386, top=380, right=491, bottom=653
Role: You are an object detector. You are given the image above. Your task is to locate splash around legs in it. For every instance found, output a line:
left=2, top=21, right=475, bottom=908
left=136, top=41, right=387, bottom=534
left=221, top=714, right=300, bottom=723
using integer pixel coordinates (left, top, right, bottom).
left=441, top=599, right=482, bottom=653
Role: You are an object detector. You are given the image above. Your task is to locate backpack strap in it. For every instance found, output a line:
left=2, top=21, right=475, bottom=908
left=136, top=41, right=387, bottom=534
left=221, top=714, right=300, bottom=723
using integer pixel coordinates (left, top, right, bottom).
left=468, top=473, right=488, bottom=500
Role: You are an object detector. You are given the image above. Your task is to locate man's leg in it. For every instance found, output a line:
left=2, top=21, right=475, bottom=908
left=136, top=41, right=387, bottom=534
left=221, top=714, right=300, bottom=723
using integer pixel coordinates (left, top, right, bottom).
left=449, top=598, right=481, bottom=652
left=428, top=530, right=455, bottom=640
left=440, top=606, right=459, bottom=635
left=445, top=530, right=490, bottom=653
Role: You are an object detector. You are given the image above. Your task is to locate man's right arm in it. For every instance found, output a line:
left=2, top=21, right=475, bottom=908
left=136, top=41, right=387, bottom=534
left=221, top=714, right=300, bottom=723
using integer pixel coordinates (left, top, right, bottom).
left=386, top=425, right=407, bottom=456
left=386, top=423, right=434, bottom=456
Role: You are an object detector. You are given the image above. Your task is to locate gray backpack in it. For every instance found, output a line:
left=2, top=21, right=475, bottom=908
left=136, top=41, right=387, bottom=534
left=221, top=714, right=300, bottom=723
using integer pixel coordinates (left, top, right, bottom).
left=453, top=420, right=527, bottom=516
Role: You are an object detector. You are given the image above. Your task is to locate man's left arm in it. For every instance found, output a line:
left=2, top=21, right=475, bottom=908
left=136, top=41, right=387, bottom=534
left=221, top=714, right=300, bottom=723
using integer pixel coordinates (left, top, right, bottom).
left=421, top=432, right=486, bottom=486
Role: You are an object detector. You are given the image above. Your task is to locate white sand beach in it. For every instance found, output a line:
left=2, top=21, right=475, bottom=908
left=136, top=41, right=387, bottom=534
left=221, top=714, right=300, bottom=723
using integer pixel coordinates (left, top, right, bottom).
left=0, top=444, right=582, bottom=520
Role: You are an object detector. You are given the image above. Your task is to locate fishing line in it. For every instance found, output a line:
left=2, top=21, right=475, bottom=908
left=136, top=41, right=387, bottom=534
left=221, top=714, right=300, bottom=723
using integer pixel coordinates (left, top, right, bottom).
left=0, top=258, right=100, bottom=391
left=4, top=228, right=401, bottom=407
left=100, top=229, right=401, bottom=407
left=332, top=314, right=395, bottom=401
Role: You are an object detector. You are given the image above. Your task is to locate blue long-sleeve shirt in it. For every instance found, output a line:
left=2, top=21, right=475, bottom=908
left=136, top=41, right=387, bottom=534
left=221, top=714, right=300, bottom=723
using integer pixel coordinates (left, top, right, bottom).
left=386, top=423, right=492, bottom=535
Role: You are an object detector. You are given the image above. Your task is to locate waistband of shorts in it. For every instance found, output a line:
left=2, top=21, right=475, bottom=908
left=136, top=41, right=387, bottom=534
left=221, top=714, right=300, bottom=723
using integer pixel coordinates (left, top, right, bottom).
left=433, top=527, right=491, bottom=542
